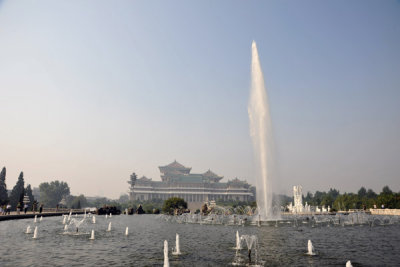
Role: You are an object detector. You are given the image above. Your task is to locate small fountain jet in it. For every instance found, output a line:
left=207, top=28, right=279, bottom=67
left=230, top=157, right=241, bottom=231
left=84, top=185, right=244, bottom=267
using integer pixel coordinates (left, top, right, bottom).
left=164, top=240, right=169, bottom=267
left=32, top=226, right=38, bottom=239
left=235, top=231, right=241, bottom=250
left=307, top=240, right=316, bottom=255
left=241, top=235, right=259, bottom=264
left=89, top=230, right=95, bottom=240
left=172, top=233, right=181, bottom=255
left=68, top=217, right=86, bottom=234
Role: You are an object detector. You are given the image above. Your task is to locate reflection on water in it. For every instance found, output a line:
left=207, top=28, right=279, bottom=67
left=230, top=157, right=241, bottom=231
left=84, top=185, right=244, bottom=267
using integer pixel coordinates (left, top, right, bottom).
left=0, top=214, right=399, bottom=266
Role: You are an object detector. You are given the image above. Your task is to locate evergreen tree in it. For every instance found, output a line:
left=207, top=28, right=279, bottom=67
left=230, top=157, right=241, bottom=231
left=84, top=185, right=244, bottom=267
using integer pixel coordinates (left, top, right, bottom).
left=129, top=172, right=137, bottom=189
left=9, top=172, right=25, bottom=209
left=25, top=184, right=35, bottom=209
left=0, top=167, right=8, bottom=205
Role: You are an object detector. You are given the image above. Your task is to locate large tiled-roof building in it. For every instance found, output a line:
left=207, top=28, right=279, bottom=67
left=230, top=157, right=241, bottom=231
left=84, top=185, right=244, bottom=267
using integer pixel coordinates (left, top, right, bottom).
left=128, top=160, right=254, bottom=208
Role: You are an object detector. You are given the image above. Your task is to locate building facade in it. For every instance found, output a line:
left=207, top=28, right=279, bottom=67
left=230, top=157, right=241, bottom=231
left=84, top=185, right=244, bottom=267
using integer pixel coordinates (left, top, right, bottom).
left=128, top=161, right=254, bottom=206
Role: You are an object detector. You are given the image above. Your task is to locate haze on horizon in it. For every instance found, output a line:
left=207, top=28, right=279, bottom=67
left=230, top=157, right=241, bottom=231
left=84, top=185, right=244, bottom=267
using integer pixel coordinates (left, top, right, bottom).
left=0, top=0, right=399, bottom=199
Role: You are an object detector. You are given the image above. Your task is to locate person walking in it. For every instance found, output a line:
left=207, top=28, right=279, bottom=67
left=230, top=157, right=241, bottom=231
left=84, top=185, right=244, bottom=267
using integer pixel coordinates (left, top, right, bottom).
left=32, top=200, right=37, bottom=214
left=39, top=204, right=43, bottom=214
left=6, top=204, right=11, bottom=215
left=24, top=203, right=28, bottom=214
left=17, top=202, right=21, bottom=215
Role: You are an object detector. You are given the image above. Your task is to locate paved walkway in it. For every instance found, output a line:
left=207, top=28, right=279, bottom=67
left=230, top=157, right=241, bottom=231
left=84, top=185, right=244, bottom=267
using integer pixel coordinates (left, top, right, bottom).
left=0, top=210, right=85, bottom=221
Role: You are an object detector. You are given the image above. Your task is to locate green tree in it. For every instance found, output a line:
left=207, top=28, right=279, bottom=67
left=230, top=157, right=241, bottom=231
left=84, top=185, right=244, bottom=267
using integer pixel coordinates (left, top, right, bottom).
left=321, top=194, right=334, bottom=208
left=69, top=194, right=87, bottom=209
left=312, top=191, right=325, bottom=206
left=327, top=188, right=340, bottom=199
left=0, top=167, right=8, bottom=205
left=377, top=186, right=396, bottom=208
left=142, top=203, right=155, bottom=214
left=162, top=197, right=187, bottom=214
left=118, top=194, right=129, bottom=203
left=381, top=186, right=393, bottom=195
left=39, top=180, right=70, bottom=208
left=9, top=172, right=25, bottom=209
left=25, top=184, right=35, bottom=209
left=304, top=192, right=313, bottom=204
left=366, top=189, right=377, bottom=199
left=358, top=187, right=367, bottom=198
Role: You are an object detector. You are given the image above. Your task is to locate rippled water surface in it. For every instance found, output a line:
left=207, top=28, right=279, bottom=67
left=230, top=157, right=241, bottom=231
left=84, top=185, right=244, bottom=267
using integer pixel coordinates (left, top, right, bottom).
left=0, top=214, right=399, bottom=266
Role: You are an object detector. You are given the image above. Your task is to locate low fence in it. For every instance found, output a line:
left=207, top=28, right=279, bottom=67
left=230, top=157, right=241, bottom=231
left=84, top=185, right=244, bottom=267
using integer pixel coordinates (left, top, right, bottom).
left=370, top=209, right=400, bottom=216
left=0, top=210, right=86, bottom=221
left=42, top=208, right=85, bottom=213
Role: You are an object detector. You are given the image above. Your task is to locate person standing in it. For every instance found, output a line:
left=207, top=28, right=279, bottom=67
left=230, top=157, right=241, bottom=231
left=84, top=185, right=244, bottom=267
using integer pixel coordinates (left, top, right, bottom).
left=6, top=203, right=11, bottom=215
left=24, top=203, right=28, bottom=214
left=39, top=204, right=43, bottom=214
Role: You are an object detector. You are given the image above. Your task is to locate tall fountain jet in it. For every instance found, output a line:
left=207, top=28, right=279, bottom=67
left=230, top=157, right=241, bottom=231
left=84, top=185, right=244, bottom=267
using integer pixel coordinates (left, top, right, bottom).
left=248, top=40, right=276, bottom=220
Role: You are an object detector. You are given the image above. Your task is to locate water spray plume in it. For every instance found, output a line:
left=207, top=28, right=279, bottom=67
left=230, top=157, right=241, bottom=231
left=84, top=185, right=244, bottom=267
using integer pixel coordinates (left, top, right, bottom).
left=248, top=40, right=277, bottom=220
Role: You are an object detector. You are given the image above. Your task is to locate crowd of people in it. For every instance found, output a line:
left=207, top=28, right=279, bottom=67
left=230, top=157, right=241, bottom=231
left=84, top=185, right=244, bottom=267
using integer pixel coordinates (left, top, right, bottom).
left=0, top=201, right=43, bottom=215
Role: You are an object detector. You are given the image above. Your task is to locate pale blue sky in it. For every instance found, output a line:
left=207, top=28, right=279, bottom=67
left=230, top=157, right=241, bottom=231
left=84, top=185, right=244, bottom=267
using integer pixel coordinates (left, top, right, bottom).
left=0, top=0, right=399, bottom=198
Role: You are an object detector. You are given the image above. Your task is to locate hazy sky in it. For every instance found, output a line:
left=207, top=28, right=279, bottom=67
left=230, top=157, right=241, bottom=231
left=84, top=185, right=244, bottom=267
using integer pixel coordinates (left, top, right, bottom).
left=0, top=1, right=399, bottom=199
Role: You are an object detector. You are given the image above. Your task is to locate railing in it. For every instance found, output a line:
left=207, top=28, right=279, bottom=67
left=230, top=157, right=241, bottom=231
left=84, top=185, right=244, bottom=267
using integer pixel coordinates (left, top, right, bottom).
left=348, top=209, right=366, bottom=212
left=42, top=208, right=85, bottom=213
left=370, top=209, right=400, bottom=216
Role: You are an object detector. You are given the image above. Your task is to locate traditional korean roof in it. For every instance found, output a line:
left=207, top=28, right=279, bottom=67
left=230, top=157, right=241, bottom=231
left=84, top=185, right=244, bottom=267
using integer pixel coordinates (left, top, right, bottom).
left=138, top=176, right=152, bottom=182
left=203, top=169, right=223, bottom=178
left=203, top=169, right=223, bottom=182
left=227, top=177, right=250, bottom=188
left=159, top=160, right=191, bottom=174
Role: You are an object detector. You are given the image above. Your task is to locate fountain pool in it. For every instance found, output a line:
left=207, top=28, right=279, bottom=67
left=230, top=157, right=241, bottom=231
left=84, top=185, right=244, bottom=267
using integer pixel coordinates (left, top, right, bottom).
left=0, top=214, right=399, bottom=266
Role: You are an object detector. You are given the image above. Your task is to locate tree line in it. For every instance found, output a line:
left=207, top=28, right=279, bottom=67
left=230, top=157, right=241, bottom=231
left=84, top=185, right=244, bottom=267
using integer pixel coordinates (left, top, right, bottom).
left=0, top=166, right=90, bottom=211
left=0, top=167, right=34, bottom=210
left=298, top=186, right=400, bottom=210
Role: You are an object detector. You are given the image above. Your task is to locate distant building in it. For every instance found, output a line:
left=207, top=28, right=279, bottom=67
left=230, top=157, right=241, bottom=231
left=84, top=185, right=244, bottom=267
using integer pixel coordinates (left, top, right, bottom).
left=128, top=160, right=254, bottom=207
